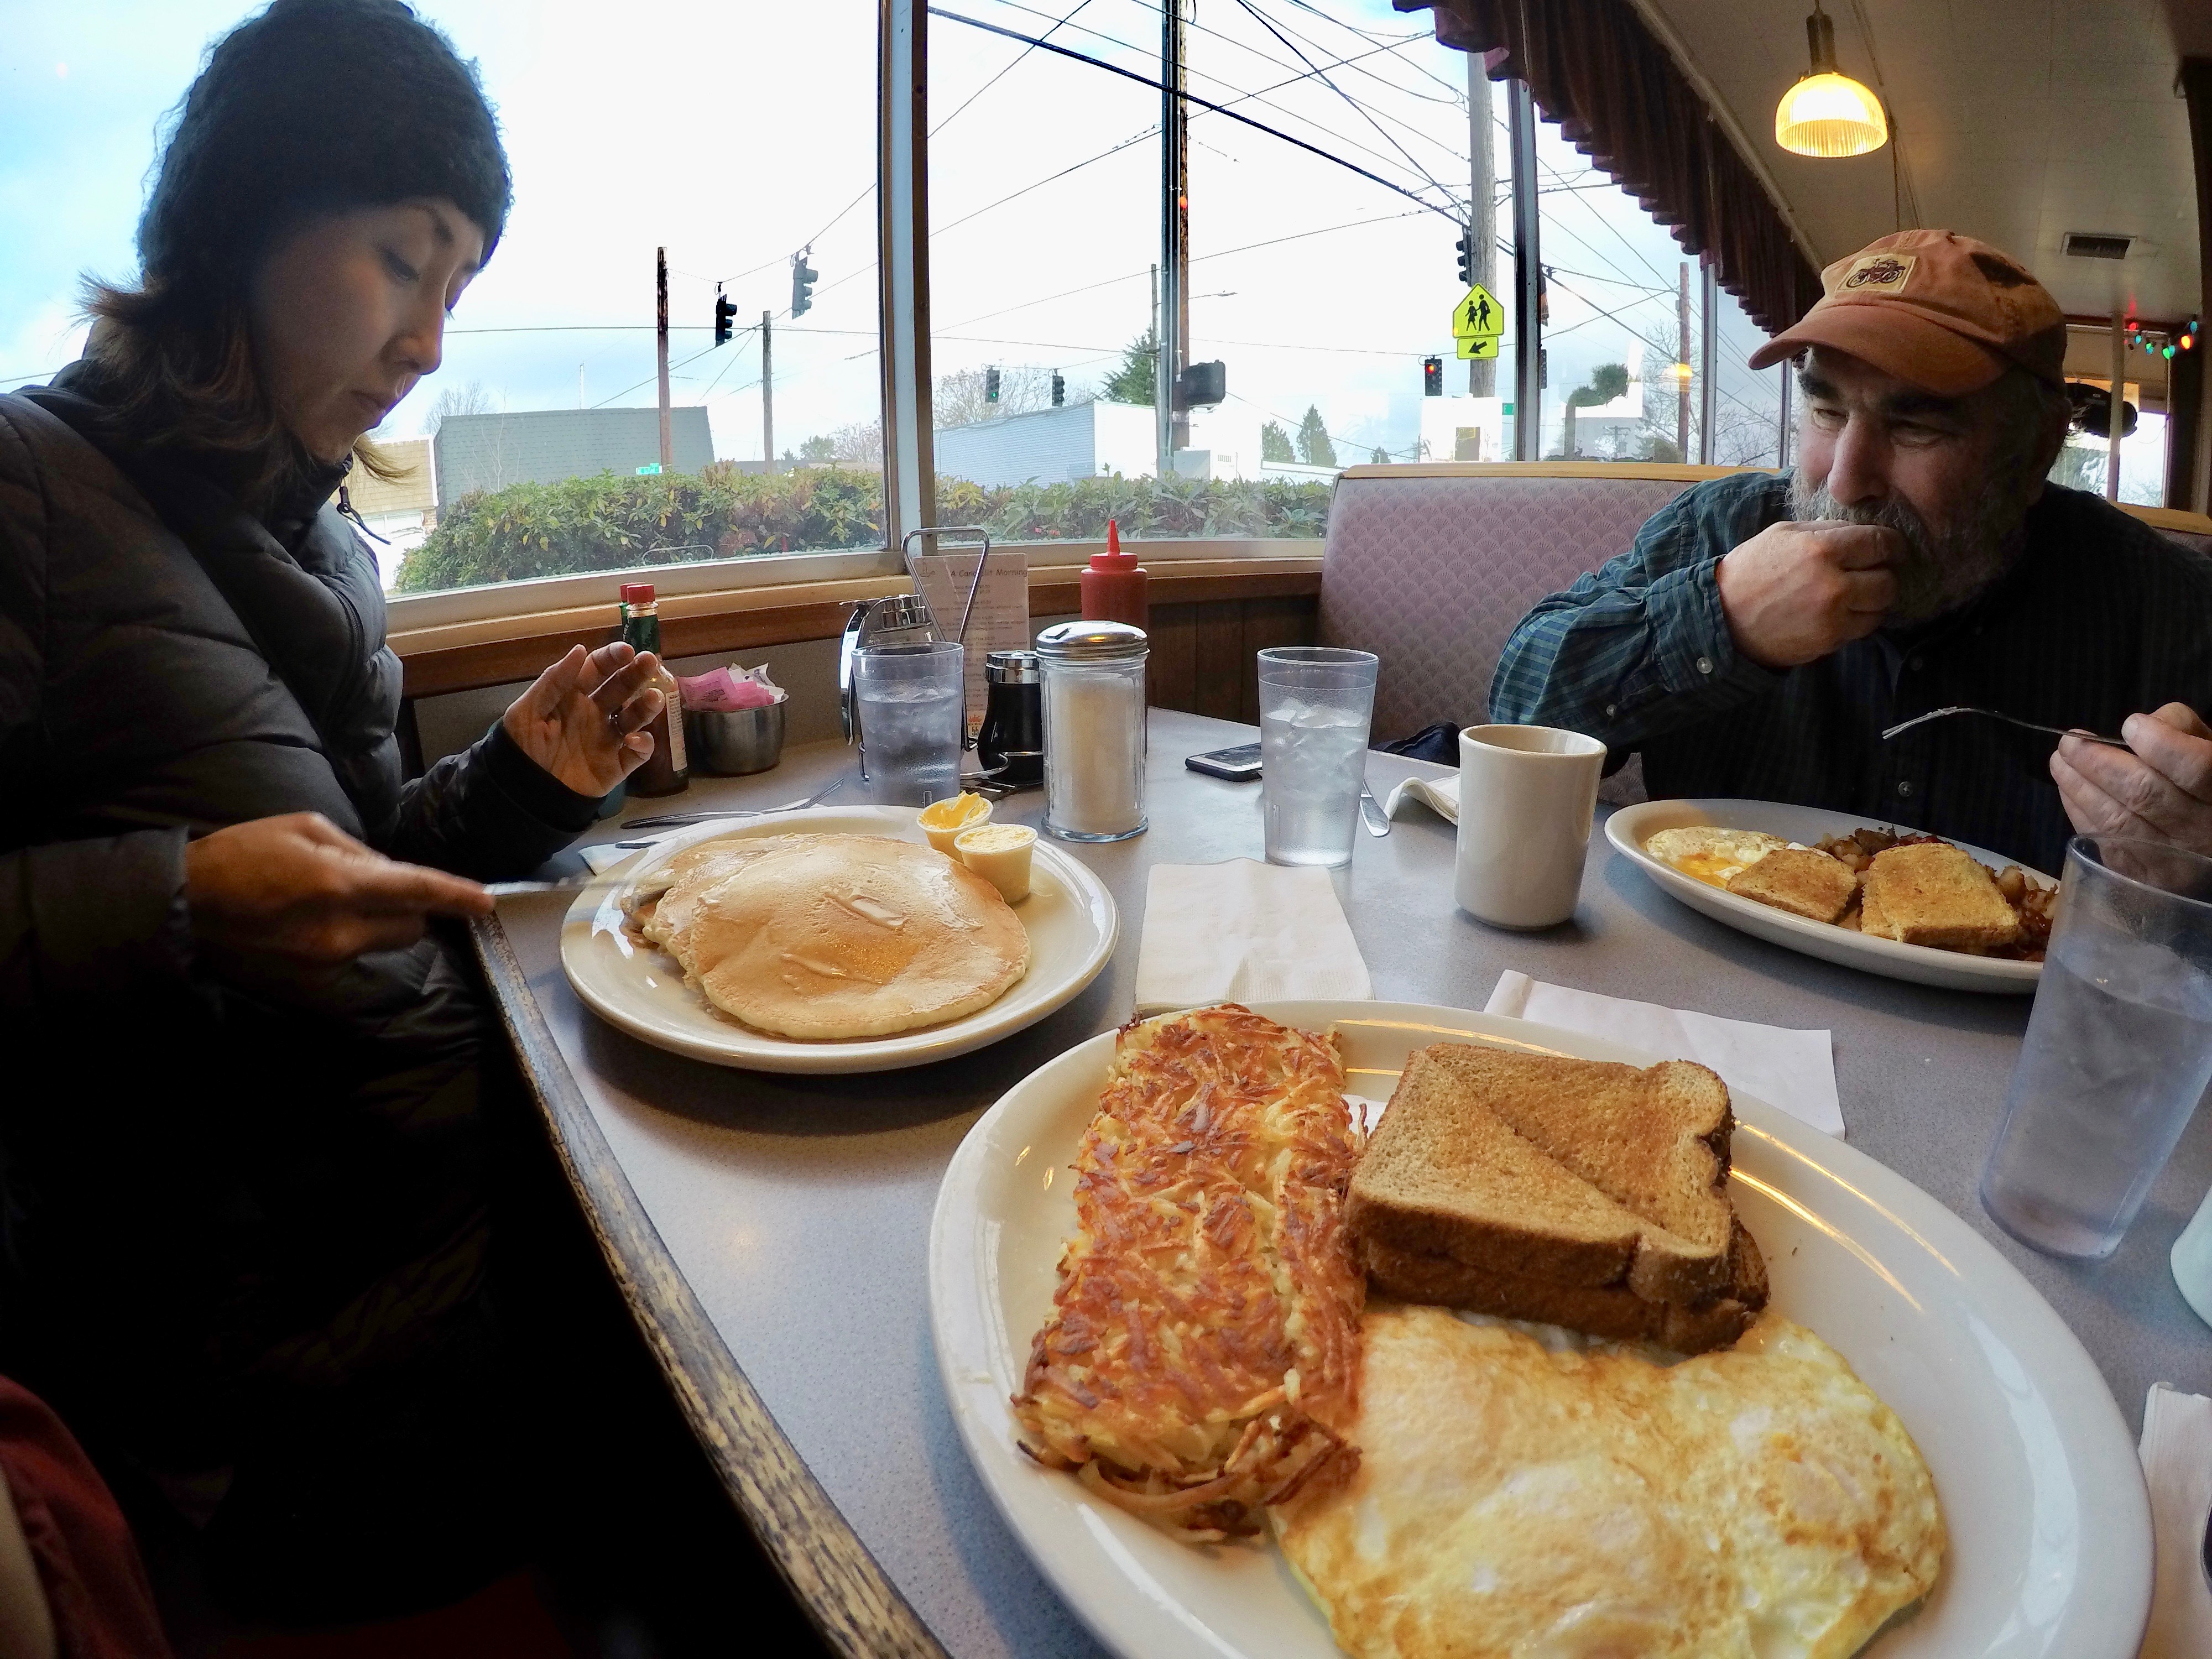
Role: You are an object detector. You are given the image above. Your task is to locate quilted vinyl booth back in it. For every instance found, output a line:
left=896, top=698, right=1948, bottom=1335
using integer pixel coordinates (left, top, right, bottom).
left=1317, top=464, right=1755, bottom=745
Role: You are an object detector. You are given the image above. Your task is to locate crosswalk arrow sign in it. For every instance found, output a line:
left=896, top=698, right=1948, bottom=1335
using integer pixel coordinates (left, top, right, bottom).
left=1456, top=333, right=1498, bottom=360
left=1453, top=284, right=1503, bottom=341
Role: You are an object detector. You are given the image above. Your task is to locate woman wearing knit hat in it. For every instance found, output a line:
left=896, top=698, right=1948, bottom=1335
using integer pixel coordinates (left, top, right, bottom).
left=0, top=3, right=811, bottom=1645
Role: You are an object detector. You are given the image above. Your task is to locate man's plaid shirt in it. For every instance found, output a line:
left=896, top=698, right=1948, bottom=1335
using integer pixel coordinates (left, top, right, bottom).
left=1490, top=470, right=2212, bottom=874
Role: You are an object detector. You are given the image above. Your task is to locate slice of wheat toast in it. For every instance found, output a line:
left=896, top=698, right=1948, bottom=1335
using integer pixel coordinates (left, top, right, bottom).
left=1360, top=1217, right=1768, bottom=1355
left=1409, top=1045, right=1737, bottom=1303
left=1725, top=846, right=1859, bottom=922
left=1862, top=842, right=2020, bottom=951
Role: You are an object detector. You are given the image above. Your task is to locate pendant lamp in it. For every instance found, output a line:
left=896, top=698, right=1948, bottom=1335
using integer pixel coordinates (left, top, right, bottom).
left=1775, top=2, right=1887, bottom=158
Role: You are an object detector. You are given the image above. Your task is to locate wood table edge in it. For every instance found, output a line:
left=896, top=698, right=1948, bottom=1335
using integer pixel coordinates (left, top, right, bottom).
left=469, top=914, right=952, bottom=1659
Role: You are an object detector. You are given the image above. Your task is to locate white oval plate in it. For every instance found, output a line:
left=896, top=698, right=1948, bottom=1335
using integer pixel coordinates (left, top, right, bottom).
left=1608, top=798, right=2056, bottom=994
left=930, top=1001, right=2150, bottom=1659
left=559, top=805, right=1117, bottom=1073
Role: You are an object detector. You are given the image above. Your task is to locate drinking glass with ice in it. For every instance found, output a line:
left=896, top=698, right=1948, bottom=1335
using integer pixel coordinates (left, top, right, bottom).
left=1256, top=648, right=1379, bottom=868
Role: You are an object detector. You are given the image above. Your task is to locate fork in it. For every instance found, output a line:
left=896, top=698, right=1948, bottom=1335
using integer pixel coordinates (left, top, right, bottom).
left=1880, top=706, right=2128, bottom=747
left=619, top=774, right=848, bottom=831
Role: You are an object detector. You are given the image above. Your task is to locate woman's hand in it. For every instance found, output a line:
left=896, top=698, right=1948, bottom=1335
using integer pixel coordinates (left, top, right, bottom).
left=185, top=813, right=492, bottom=987
left=502, top=641, right=666, bottom=797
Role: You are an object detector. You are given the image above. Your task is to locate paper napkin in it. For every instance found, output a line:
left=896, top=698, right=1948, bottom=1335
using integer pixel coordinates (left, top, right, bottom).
left=1133, top=860, right=1373, bottom=1015
left=1383, top=772, right=1459, bottom=827
left=580, top=841, right=647, bottom=875
left=1483, top=971, right=1845, bottom=1138
left=2139, top=1383, right=2212, bottom=1659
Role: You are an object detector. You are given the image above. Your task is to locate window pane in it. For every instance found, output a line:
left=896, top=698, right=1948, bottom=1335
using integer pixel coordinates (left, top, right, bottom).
left=929, top=0, right=1484, bottom=540
left=4, top=2, right=886, bottom=595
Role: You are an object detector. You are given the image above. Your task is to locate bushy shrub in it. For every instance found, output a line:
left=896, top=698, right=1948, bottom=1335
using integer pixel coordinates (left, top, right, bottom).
left=394, top=465, right=1329, bottom=593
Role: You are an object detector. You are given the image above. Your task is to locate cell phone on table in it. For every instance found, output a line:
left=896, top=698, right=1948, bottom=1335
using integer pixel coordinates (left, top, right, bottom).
left=1185, top=743, right=1262, bottom=781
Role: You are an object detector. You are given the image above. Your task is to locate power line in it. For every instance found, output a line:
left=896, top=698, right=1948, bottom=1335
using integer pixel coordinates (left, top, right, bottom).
left=933, top=0, right=1095, bottom=135
left=928, top=7, right=1461, bottom=222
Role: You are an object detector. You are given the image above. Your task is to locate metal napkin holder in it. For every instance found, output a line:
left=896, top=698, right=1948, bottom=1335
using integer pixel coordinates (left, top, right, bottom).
left=838, top=526, right=996, bottom=776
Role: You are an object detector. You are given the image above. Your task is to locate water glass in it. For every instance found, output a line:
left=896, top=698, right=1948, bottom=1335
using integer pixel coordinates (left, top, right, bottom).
left=1979, top=837, right=2212, bottom=1260
left=1257, top=647, right=1379, bottom=868
left=854, top=641, right=964, bottom=807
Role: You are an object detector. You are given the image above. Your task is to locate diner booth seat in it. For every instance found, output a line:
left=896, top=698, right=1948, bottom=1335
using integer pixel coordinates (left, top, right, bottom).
left=1316, top=462, right=1757, bottom=801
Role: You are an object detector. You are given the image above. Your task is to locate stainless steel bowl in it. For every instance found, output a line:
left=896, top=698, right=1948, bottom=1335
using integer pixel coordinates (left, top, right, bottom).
left=684, top=701, right=787, bottom=775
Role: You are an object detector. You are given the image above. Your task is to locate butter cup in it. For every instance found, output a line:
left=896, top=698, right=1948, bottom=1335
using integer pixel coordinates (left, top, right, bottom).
left=920, top=792, right=993, bottom=853
left=955, top=823, right=1036, bottom=902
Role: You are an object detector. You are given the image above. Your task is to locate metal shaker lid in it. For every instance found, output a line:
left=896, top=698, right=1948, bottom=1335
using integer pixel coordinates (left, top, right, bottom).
left=1034, top=619, right=1148, bottom=661
left=985, top=650, right=1041, bottom=684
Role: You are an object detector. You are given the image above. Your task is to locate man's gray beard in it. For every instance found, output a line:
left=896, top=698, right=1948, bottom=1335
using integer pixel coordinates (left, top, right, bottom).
left=1787, top=466, right=2031, bottom=625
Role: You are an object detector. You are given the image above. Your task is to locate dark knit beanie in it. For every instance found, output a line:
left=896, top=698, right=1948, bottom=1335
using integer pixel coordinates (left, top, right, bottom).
left=138, top=0, right=510, bottom=308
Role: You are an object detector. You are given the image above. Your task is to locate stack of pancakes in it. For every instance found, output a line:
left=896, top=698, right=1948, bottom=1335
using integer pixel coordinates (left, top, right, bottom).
left=624, top=833, right=1030, bottom=1039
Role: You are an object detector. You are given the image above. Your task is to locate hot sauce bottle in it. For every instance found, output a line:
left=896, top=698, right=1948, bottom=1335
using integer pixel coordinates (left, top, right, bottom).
left=1079, top=518, right=1149, bottom=631
left=618, top=582, right=689, bottom=796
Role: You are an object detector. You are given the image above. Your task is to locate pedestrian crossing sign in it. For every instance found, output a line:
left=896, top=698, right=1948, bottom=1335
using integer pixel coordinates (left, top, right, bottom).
left=1457, top=333, right=1498, bottom=360
left=1453, top=284, right=1503, bottom=342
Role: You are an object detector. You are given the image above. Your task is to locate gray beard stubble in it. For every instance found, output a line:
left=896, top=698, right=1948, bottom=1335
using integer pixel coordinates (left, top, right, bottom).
left=1787, top=466, right=2031, bottom=625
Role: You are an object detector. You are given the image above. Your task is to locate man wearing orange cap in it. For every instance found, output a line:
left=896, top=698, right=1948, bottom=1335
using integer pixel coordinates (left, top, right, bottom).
left=1493, top=229, right=2212, bottom=875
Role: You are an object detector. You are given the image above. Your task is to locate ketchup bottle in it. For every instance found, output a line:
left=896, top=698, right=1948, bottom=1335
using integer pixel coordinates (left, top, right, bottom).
left=1079, top=518, right=1149, bottom=632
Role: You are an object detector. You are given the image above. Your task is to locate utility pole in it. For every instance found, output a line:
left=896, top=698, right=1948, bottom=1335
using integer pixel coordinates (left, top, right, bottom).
left=2106, top=307, right=2126, bottom=500
left=655, top=246, right=673, bottom=472
left=1777, top=362, right=1792, bottom=468
left=1676, top=262, right=1692, bottom=463
left=1467, top=55, right=1497, bottom=400
left=761, top=310, right=775, bottom=476
left=1157, top=0, right=1188, bottom=478
left=1507, top=77, right=1541, bottom=460
left=1698, top=254, right=1718, bottom=466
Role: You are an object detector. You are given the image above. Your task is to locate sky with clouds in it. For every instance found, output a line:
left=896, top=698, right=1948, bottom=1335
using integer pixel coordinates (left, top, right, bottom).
left=2, top=0, right=1796, bottom=471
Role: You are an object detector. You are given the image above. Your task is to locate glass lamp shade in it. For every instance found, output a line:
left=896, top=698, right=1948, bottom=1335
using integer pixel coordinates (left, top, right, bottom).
left=1775, top=72, right=1888, bottom=157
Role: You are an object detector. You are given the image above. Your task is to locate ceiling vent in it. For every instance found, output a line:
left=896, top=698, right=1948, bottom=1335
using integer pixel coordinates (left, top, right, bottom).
left=2063, top=232, right=2133, bottom=260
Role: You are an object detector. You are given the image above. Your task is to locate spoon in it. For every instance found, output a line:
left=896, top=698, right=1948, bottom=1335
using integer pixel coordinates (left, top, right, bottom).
left=1880, top=706, right=2128, bottom=747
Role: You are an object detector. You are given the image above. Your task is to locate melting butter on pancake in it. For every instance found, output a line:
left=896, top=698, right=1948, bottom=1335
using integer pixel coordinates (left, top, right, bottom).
left=1274, top=1302, right=1944, bottom=1659
left=632, top=834, right=829, bottom=976
left=674, top=836, right=1029, bottom=1039
left=1644, top=825, right=1790, bottom=890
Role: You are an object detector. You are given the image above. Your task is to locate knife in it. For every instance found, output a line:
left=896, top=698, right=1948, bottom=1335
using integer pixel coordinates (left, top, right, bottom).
left=482, top=874, right=598, bottom=898
left=1359, top=784, right=1391, bottom=838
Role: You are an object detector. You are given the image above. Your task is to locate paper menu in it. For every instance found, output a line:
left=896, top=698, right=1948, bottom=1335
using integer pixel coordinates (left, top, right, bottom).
left=906, top=545, right=1031, bottom=732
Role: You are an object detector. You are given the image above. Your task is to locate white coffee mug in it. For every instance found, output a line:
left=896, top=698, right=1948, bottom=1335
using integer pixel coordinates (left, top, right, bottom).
left=1454, top=723, right=1608, bottom=928
left=2171, top=1181, right=2212, bottom=1330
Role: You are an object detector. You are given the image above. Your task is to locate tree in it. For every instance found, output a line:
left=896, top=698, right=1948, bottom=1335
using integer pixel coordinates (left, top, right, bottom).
left=1099, top=328, right=1157, bottom=405
left=798, top=434, right=836, bottom=463
left=1295, top=405, right=1336, bottom=467
left=421, top=379, right=493, bottom=437
left=935, top=366, right=1056, bottom=430
left=828, top=419, right=883, bottom=463
left=1260, top=421, right=1295, bottom=463
left=1369, top=445, right=1390, bottom=464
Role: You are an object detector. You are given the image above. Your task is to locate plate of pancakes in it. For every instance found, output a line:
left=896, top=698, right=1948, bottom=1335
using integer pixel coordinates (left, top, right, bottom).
left=560, top=805, right=1117, bottom=1072
left=1608, top=798, right=2057, bottom=994
left=930, top=1000, right=2150, bottom=1659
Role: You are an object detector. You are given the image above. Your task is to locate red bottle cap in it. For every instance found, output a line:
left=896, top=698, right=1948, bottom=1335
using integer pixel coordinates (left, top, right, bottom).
left=1089, top=518, right=1138, bottom=572
left=620, top=582, right=656, bottom=604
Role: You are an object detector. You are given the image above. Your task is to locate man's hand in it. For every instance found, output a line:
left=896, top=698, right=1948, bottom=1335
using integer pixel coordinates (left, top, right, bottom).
left=502, top=641, right=666, bottom=797
left=1714, top=520, right=1902, bottom=671
left=2052, top=703, right=2212, bottom=857
left=185, top=813, right=492, bottom=986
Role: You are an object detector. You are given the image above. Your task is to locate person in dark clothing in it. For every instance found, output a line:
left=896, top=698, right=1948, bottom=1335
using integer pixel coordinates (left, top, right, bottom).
left=1492, top=229, right=2212, bottom=876
left=0, top=4, right=830, bottom=1648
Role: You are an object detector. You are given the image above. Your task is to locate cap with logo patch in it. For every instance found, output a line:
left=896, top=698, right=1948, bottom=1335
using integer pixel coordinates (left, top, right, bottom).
left=1747, top=229, right=2066, bottom=395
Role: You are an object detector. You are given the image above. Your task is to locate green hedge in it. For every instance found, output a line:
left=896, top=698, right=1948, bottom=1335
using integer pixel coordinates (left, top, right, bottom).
left=392, top=464, right=1331, bottom=593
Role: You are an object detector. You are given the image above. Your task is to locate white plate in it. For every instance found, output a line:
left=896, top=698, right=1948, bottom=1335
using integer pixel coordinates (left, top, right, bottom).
left=930, top=1001, right=2150, bottom=1659
left=1608, top=798, right=2056, bottom=995
left=559, top=805, right=1117, bottom=1073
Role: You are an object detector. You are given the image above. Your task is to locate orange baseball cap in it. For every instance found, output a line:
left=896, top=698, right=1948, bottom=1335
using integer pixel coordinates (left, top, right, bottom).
left=1748, top=229, right=2067, bottom=394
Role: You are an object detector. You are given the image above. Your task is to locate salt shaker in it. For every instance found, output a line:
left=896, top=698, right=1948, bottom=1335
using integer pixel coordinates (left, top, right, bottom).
left=1035, top=620, right=1147, bottom=842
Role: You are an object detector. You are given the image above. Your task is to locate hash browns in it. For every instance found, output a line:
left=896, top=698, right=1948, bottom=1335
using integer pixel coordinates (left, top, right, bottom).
left=1011, top=1004, right=1365, bottom=1540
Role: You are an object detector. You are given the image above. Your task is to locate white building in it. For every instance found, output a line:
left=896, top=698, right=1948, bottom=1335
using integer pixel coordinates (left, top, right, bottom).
left=933, top=400, right=1290, bottom=486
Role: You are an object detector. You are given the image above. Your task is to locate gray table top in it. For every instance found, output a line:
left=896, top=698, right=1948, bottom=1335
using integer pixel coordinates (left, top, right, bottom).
left=495, top=707, right=2210, bottom=1658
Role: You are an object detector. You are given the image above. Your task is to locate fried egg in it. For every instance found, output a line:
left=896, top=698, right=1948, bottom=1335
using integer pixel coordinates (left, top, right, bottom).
left=1274, top=1303, right=1944, bottom=1659
left=1644, top=826, right=1790, bottom=890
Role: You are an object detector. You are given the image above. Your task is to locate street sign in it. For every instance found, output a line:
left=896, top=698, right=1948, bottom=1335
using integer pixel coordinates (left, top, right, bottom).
left=1452, top=283, right=1504, bottom=344
left=1457, top=334, right=1499, bottom=361
left=635, top=463, right=663, bottom=476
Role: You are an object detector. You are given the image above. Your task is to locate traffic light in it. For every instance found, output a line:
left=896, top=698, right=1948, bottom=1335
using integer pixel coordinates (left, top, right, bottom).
left=1172, top=360, right=1226, bottom=409
left=1051, top=371, right=1065, bottom=407
left=984, top=367, right=1000, bottom=403
left=1423, top=355, right=1442, bottom=396
left=713, top=286, right=735, bottom=346
left=791, top=248, right=818, bottom=317
left=1455, top=226, right=1474, bottom=287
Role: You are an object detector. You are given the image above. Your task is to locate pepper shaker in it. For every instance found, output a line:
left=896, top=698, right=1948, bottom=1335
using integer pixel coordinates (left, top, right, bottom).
left=977, top=650, right=1044, bottom=787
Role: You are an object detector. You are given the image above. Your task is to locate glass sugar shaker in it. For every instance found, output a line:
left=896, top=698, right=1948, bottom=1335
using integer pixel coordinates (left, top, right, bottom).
left=977, top=650, right=1045, bottom=787
left=1034, top=620, right=1148, bottom=842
